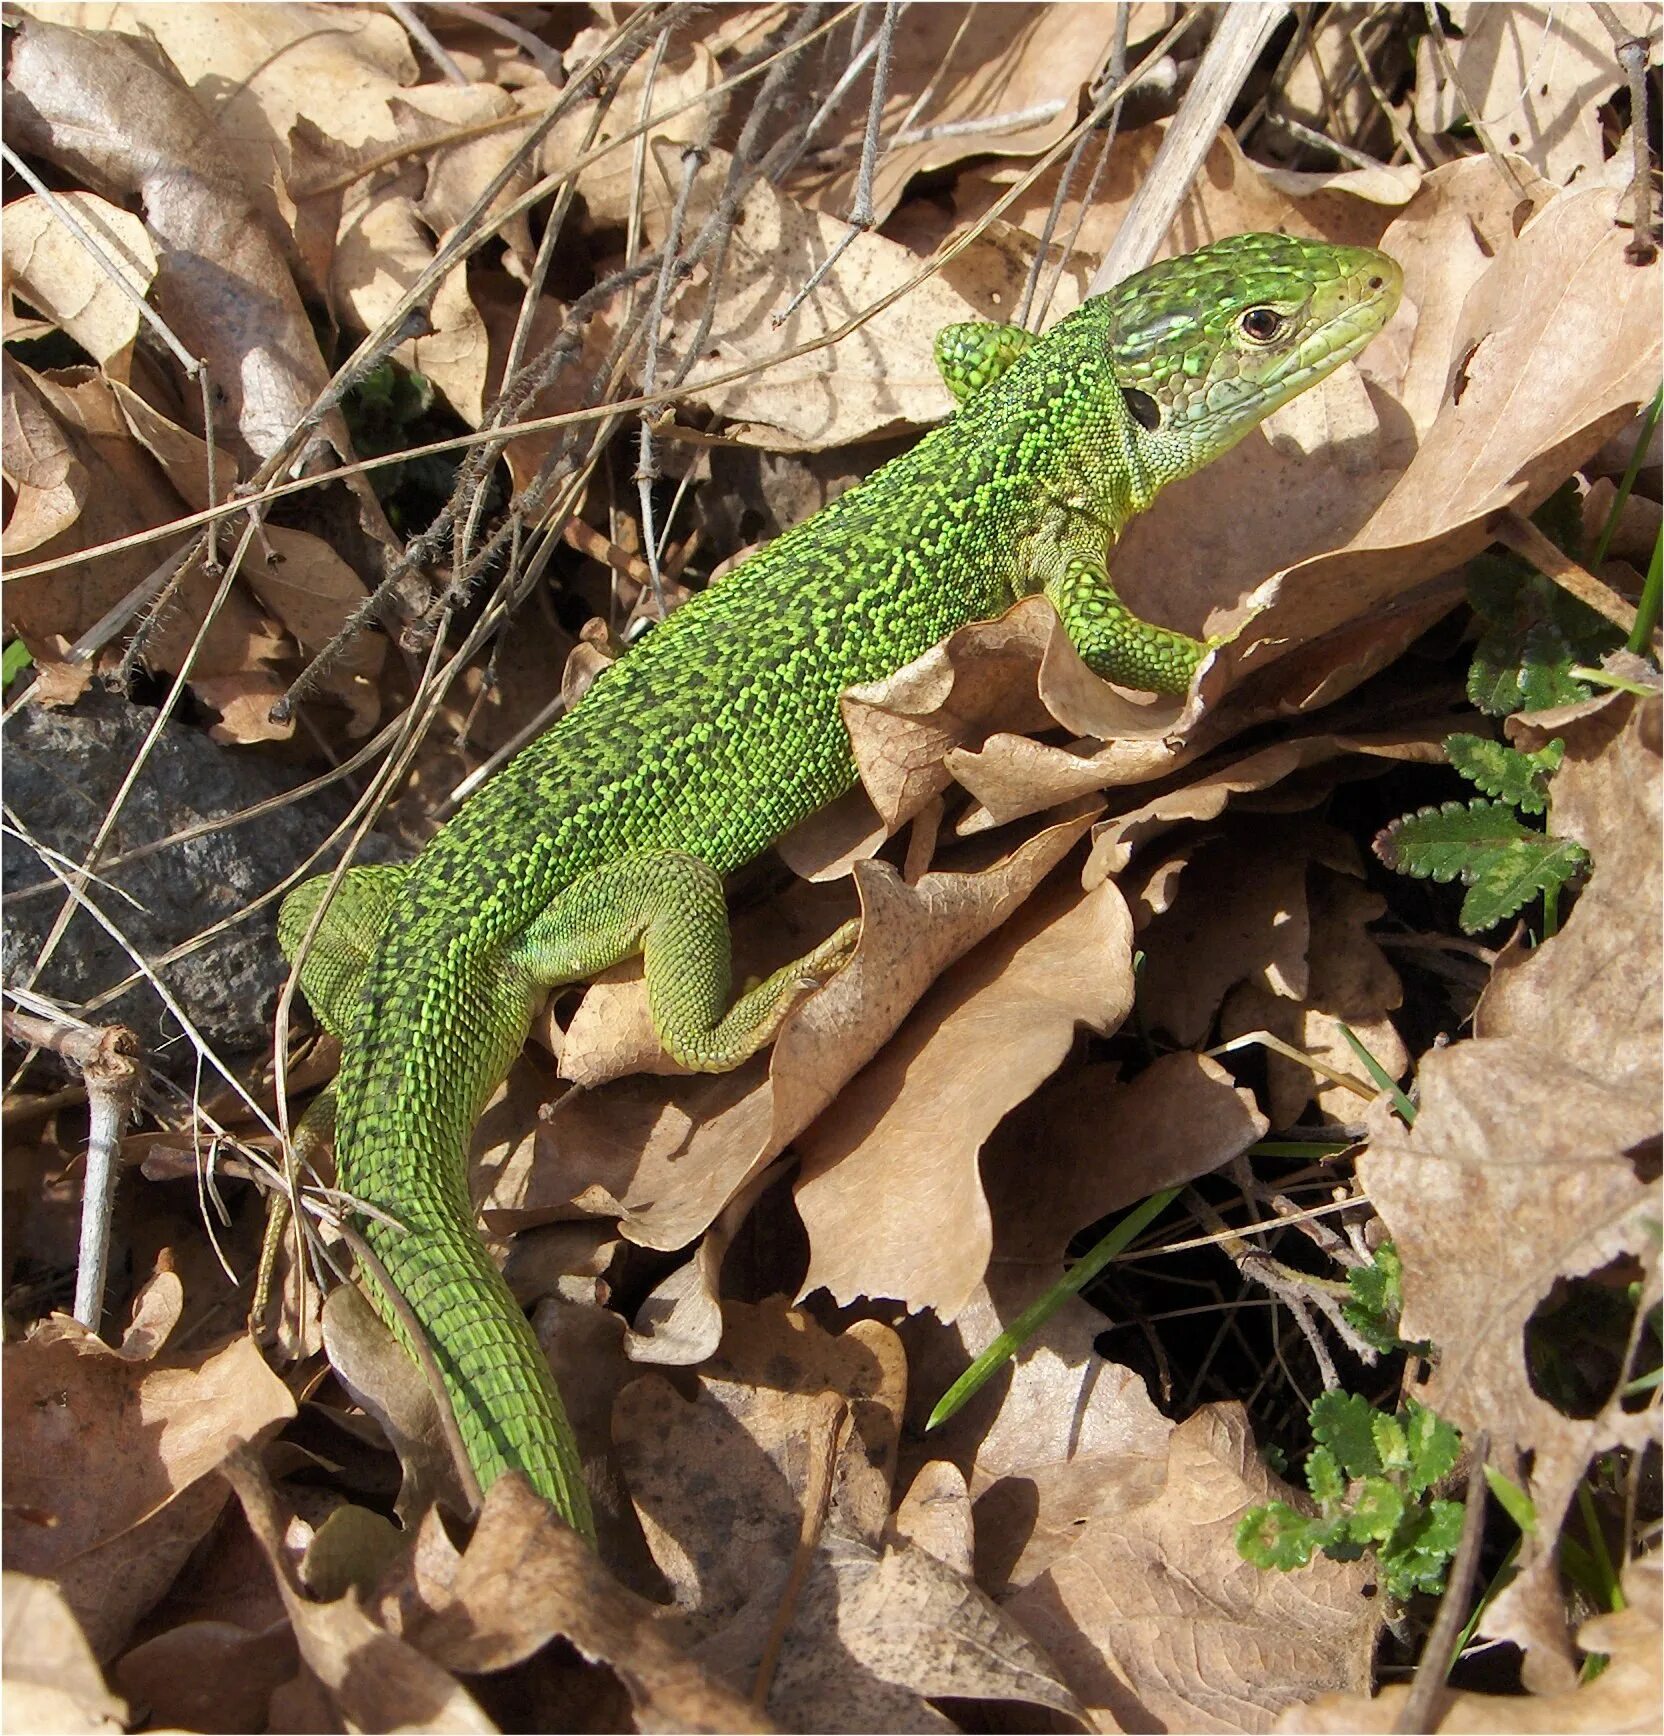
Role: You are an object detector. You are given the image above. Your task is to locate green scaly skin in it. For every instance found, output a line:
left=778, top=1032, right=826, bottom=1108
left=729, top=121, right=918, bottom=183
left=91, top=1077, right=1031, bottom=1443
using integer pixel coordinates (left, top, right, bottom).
left=280, top=234, right=1402, bottom=1533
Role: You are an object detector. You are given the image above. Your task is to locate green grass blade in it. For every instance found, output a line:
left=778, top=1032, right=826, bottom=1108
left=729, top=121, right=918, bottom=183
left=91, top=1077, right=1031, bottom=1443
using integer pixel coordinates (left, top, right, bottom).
left=926, top=1185, right=1182, bottom=1432
left=1338, top=1022, right=1416, bottom=1124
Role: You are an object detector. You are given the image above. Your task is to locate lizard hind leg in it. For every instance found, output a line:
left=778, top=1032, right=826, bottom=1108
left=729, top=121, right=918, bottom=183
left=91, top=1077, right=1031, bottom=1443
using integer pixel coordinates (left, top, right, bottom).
left=511, top=850, right=857, bottom=1073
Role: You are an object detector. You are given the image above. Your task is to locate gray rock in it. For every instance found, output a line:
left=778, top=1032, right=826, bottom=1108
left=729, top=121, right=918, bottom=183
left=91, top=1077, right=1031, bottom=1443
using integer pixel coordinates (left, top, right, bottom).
left=3, top=691, right=396, bottom=1072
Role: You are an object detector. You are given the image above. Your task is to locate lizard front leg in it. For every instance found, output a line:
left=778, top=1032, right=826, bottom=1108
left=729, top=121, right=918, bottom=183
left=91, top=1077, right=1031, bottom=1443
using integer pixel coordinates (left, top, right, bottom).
left=1045, top=550, right=1221, bottom=696
left=512, top=850, right=857, bottom=1072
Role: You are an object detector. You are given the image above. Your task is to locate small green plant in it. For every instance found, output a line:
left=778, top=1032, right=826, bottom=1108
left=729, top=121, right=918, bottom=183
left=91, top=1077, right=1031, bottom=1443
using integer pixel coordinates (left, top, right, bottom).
left=1340, top=1241, right=1426, bottom=1355
left=1237, top=1392, right=1464, bottom=1599
left=1373, top=732, right=1588, bottom=934
left=2, top=639, right=32, bottom=689
left=1465, top=483, right=1623, bottom=716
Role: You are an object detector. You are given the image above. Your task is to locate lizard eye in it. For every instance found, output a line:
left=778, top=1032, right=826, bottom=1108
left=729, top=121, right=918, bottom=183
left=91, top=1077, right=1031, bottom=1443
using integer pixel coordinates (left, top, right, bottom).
left=1238, top=306, right=1287, bottom=344
left=1121, top=386, right=1161, bottom=431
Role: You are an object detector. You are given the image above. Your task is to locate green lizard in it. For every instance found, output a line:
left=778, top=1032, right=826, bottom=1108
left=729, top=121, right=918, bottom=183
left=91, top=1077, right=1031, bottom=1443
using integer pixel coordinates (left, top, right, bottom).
left=278, top=233, right=1402, bottom=1537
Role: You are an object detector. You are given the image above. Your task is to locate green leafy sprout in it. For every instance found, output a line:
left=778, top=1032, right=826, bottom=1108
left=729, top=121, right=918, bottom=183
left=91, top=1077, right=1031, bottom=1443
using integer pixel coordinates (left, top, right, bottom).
left=1237, top=1392, right=1465, bottom=1600
left=1373, top=733, right=1587, bottom=935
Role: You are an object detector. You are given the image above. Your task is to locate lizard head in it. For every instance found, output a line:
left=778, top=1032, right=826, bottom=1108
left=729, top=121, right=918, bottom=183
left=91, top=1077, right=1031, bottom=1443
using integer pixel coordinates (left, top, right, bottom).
left=1099, top=232, right=1402, bottom=497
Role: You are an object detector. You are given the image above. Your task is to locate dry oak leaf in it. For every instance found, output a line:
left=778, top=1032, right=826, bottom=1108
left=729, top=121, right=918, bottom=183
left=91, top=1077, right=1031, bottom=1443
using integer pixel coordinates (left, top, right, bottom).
left=1220, top=867, right=1409, bottom=1126
left=1370, top=152, right=1557, bottom=442
left=1374, top=691, right=1662, bottom=1688
left=1216, top=184, right=1661, bottom=719
left=1, top=367, right=272, bottom=682
left=795, top=3, right=1132, bottom=228
left=1413, top=3, right=1658, bottom=188
left=538, top=28, right=721, bottom=239
left=1006, top=1405, right=1379, bottom=1735
left=668, top=150, right=1039, bottom=450
left=494, top=801, right=1098, bottom=1254
left=383, top=1475, right=768, bottom=1733
left=612, top=1302, right=1086, bottom=1732
left=20, top=1, right=419, bottom=236
left=844, top=596, right=1210, bottom=837
left=1, top=1572, right=128, bottom=1735
left=1083, top=725, right=1451, bottom=882
left=4, top=14, right=362, bottom=474
left=2, top=1315, right=296, bottom=1660
left=793, top=869, right=1134, bottom=1319
left=1485, top=692, right=1662, bottom=1084
left=908, top=1055, right=1265, bottom=1595
left=113, top=1614, right=300, bottom=1736
left=953, top=118, right=1401, bottom=276
left=1130, top=817, right=1363, bottom=1048
left=219, top=1452, right=493, bottom=1734
left=1276, top=1551, right=1662, bottom=1733
left=0, top=192, right=157, bottom=381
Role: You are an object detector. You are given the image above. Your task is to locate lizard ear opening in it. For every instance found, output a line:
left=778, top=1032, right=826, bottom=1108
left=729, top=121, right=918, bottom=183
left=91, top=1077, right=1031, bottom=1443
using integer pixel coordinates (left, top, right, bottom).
left=1121, top=386, right=1161, bottom=431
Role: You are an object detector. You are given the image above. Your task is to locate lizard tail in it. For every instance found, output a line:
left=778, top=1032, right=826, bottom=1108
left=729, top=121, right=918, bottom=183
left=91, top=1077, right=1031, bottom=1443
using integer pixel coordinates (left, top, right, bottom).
left=358, top=1189, right=594, bottom=1536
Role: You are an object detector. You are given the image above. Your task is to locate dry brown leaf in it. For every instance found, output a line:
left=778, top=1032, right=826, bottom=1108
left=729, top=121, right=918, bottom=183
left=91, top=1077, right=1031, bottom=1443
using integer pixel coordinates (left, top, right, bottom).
left=2, top=1316, right=296, bottom=1659
left=1220, top=869, right=1408, bottom=1125
left=239, top=525, right=387, bottom=735
left=220, top=1452, right=494, bottom=1734
left=320, top=1282, right=472, bottom=1525
left=1414, top=4, right=1656, bottom=188
left=796, top=5, right=1128, bottom=227
left=1, top=1572, right=128, bottom=1734
left=669, top=154, right=1037, bottom=449
left=889, top=1460, right=976, bottom=1578
left=844, top=597, right=1201, bottom=835
left=112, top=1617, right=298, bottom=1736
left=611, top=1302, right=1087, bottom=1730
left=906, top=1055, right=1264, bottom=1594
left=794, top=871, right=1133, bottom=1319
left=1216, top=185, right=1662, bottom=717
left=2, top=361, right=282, bottom=727
left=985, top=1052, right=1269, bottom=1272
left=538, top=29, right=720, bottom=238
left=0, top=192, right=157, bottom=381
left=1484, top=694, right=1662, bottom=1082
left=1084, top=726, right=1451, bottom=881
left=473, top=274, right=614, bottom=494
left=385, top=1475, right=769, bottom=1732
left=22, top=2, right=420, bottom=227
left=1370, top=153, right=1557, bottom=441
left=1358, top=694, right=1662, bottom=1685
left=1007, top=1406, right=1380, bottom=1734
left=1132, top=819, right=1362, bottom=1048
left=496, top=803, right=1098, bottom=1254
left=1276, top=1552, right=1662, bottom=1732
left=955, top=120, right=1401, bottom=269
left=4, top=15, right=352, bottom=471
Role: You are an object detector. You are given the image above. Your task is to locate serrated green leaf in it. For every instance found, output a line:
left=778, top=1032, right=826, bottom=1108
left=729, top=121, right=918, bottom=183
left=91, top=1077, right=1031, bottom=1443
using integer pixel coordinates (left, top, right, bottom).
left=1417, top=1498, right=1467, bottom=1559
left=1374, top=799, right=1535, bottom=882
left=1465, top=546, right=1623, bottom=718
left=1310, top=1391, right=1382, bottom=1478
left=1342, top=1245, right=1406, bottom=1352
left=1312, top=1521, right=1368, bottom=1563
left=1373, top=1412, right=1410, bottom=1475
left=1344, top=1476, right=1406, bottom=1543
left=1443, top=733, right=1561, bottom=815
left=1405, top=1401, right=1461, bottom=1494
left=1380, top=1498, right=1467, bottom=1597
left=1306, top=1445, right=1346, bottom=1509
left=1236, top=1502, right=1315, bottom=1571
left=1459, top=835, right=1590, bottom=933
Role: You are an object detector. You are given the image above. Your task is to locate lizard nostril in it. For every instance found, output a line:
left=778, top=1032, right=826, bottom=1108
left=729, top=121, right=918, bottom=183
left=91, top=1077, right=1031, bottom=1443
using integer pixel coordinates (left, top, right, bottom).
left=1368, top=275, right=1384, bottom=289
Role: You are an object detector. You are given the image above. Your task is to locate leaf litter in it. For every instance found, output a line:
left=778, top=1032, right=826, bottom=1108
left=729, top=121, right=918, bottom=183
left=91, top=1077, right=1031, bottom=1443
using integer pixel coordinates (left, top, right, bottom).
left=1, top=5, right=1659, bottom=1733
